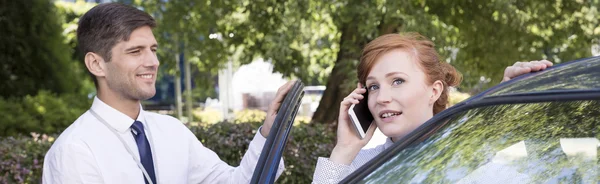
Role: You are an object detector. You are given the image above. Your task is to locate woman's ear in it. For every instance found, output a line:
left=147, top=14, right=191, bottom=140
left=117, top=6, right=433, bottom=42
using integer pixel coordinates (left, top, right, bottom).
left=429, top=80, right=444, bottom=105
left=84, top=52, right=106, bottom=78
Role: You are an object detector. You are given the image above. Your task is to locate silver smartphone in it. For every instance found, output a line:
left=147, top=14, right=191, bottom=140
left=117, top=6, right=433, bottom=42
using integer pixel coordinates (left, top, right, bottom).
left=348, top=93, right=374, bottom=139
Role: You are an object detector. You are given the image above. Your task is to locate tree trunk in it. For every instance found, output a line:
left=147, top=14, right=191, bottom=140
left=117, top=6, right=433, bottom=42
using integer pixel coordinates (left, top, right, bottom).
left=311, top=24, right=365, bottom=124
left=311, top=13, right=402, bottom=124
left=175, top=54, right=183, bottom=120
left=184, top=52, right=193, bottom=123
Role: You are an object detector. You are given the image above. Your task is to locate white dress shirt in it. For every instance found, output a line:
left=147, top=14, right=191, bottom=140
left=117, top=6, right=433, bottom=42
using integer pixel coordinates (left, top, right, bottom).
left=312, top=138, right=395, bottom=184
left=43, top=97, right=284, bottom=184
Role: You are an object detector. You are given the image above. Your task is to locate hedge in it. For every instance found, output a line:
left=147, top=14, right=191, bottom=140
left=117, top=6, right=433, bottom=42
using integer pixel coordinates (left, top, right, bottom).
left=1, top=117, right=335, bottom=183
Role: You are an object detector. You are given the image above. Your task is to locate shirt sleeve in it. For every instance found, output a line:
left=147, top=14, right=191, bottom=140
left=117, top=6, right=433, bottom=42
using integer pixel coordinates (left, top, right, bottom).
left=311, top=157, right=351, bottom=184
left=42, top=142, right=104, bottom=184
left=187, top=126, right=285, bottom=184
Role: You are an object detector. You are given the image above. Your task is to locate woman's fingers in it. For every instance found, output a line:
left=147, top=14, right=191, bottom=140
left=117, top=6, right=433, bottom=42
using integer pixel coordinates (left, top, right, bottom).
left=502, top=60, right=554, bottom=82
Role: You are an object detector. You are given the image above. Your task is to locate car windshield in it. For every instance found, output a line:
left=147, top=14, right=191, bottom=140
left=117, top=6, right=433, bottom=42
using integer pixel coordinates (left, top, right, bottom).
left=359, top=100, right=599, bottom=183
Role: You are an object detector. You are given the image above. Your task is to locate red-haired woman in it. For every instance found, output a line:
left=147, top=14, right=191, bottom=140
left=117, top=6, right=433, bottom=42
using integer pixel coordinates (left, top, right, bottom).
left=312, top=33, right=552, bottom=183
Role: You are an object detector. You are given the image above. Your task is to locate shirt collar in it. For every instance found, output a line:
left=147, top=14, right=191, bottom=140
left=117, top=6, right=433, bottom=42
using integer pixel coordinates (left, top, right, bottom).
left=90, top=96, right=146, bottom=133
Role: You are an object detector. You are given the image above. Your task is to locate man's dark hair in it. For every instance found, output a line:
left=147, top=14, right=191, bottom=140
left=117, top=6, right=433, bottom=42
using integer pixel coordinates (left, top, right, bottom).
left=77, top=3, right=156, bottom=86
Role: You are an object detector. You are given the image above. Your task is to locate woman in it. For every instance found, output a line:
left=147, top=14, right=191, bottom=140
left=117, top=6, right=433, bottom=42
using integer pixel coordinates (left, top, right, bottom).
left=311, top=33, right=552, bottom=183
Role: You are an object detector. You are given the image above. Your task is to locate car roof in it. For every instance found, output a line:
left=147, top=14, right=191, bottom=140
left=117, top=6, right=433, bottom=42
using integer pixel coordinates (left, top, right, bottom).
left=470, top=56, right=600, bottom=100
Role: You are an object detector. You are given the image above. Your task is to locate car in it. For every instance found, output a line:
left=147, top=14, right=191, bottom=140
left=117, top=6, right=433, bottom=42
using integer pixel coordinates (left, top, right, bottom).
left=339, top=56, right=600, bottom=183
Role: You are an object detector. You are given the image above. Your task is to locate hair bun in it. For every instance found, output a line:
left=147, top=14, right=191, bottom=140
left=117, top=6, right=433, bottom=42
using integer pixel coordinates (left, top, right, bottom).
left=442, top=62, right=462, bottom=87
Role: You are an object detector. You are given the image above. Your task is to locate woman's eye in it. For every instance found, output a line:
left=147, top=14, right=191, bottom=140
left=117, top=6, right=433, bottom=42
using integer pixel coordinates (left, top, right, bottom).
left=392, top=78, right=404, bottom=85
left=367, top=84, right=379, bottom=91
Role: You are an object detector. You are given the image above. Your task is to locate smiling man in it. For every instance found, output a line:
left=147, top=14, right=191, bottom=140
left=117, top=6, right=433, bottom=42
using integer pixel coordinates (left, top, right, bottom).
left=42, top=3, right=288, bottom=184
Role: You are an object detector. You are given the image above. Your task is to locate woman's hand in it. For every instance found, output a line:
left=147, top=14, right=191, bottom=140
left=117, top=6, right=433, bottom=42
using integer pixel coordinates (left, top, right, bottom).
left=502, top=60, right=553, bottom=82
left=328, top=83, right=377, bottom=165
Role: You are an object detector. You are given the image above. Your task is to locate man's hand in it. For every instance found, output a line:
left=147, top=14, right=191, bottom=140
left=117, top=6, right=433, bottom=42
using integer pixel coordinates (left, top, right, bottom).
left=502, top=60, right=553, bottom=82
left=260, top=80, right=296, bottom=137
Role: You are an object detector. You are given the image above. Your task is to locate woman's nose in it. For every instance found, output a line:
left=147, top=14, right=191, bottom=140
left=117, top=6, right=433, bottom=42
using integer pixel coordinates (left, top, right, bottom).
left=376, top=86, right=392, bottom=104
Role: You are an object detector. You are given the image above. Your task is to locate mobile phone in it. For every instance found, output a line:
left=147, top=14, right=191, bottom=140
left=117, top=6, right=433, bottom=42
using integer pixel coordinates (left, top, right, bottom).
left=348, top=92, right=374, bottom=139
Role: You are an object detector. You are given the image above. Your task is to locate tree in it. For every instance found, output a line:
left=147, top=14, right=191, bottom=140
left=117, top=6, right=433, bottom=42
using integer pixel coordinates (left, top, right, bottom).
left=137, top=0, right=599, bottom=125
left=235, top=0, right=599, bottom=124
left=227, top=0, right=458, bottom=124
left=54, top=0, right=97, bottom=96
left=0, top=0, right=81, bottom=98
left=138, top=0, right=238, bottom=120
left=426, top=0, right=600, bottom=92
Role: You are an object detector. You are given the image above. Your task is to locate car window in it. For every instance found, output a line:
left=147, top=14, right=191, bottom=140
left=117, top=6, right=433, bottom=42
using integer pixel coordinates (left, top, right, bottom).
left=488, top=57, right=600, bottom=96
left=359, top=100, right=599, bottom=184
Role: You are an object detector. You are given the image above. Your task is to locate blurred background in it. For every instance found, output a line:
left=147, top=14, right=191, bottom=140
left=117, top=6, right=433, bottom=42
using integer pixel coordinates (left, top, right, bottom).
left=1, top=0, right=598, bottom=183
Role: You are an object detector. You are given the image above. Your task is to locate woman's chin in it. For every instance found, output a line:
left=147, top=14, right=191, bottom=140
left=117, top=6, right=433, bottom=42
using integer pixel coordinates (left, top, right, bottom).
left=378, top=126, right=407, bottom=140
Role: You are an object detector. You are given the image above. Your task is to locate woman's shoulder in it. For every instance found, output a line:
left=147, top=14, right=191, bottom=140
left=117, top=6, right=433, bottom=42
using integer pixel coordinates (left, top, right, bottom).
left=351, top=143, right=388, bottom=168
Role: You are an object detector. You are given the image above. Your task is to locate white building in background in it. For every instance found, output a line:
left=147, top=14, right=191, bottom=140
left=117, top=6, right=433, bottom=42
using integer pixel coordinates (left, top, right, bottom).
left=231, top=59, right=289, bottom=111
left=214, top=59, right=288, bottom=120
left=215, top=59, right=327, bottom=121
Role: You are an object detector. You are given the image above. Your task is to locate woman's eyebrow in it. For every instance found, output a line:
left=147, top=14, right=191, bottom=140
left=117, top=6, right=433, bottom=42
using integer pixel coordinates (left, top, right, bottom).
left=384, top=71, right=408, bottom=78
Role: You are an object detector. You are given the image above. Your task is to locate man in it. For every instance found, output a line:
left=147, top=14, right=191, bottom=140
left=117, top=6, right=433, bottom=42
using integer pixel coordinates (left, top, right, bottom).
left=43, top=3, right=290, bottom=183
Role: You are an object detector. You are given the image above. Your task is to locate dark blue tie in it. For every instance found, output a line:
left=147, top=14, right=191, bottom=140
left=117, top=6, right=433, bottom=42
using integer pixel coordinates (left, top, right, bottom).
left=131, top=121, right=157, bottom=184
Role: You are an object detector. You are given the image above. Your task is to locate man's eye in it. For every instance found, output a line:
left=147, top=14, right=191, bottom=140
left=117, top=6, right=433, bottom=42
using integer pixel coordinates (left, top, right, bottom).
left=392, top=79, right=404, bottom=85
left=367, top=85, right=379, bottom=91
left=130, top=50, right=141, bottom=54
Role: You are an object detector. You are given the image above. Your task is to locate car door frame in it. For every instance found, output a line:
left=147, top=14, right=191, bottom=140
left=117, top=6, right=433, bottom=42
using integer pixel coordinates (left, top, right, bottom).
left=251, top=80, right=305, bottom=184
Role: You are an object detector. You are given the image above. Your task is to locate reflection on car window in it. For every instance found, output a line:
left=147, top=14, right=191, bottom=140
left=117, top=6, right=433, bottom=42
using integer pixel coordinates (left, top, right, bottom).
left=361, top=100, right=599, bottom=184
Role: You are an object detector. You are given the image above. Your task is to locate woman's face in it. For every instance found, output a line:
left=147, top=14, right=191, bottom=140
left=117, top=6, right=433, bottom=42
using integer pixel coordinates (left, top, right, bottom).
left=365, top=49, right=440, bottom=141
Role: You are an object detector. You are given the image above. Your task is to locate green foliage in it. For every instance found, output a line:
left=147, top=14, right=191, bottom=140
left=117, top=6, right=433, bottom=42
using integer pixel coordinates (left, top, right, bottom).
left=190, top=120, right=335, bottom=183
left=0, top=91, right=91, bottom=136
left=54, top=0, right=98, bottom=96
left=1, top=119, right=335, bottom=183
left=426, top=0, right=600, bottom=91
left=0, top=0, right=81, bottom=98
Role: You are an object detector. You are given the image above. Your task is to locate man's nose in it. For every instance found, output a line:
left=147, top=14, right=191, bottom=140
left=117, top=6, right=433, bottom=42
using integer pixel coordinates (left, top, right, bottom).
left=144, top=50, right=160, bottom=67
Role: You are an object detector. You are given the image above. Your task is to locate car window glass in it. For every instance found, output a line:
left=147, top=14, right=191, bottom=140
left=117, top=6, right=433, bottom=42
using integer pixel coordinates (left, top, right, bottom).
left=360, top=100, right=599, bottom=184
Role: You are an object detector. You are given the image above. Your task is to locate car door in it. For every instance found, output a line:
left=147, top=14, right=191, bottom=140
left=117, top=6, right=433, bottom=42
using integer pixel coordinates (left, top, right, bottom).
left=344, top=100, right=599, bottom=183
left=251, top=80, right=305, bottom=184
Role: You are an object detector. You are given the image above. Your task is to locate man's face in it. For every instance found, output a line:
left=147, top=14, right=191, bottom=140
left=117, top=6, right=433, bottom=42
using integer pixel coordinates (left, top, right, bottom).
left=103, top=26, right=159, bottom=101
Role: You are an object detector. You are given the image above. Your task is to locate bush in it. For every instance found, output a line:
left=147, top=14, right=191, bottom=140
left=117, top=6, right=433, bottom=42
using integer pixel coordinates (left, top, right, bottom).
left=1, top=118, right=335, bottom=183
left=0, top=133, right=55, bottom=183
left=0, top=90, right=91, bottom=136
left=193, top=107, right=223, bottom=124
left=190, top=119, right=335, bottom=183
